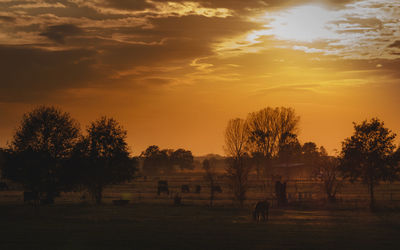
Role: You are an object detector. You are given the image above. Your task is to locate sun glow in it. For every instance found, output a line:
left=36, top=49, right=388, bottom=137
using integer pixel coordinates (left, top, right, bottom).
left=264, top=5, right=341, bottom=42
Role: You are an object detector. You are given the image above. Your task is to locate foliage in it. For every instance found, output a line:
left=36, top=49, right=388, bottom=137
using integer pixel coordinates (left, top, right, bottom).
left=340, top=118, right=398, bottom=209
left=277, top=135, right=302, bottom=164
left=141, top=146, right=194, bottom=175
left=171, top=149, right=194, bottom=171
left=3, top=106, right=80, bottom=201
left=72, top=117, right=136, bottom=204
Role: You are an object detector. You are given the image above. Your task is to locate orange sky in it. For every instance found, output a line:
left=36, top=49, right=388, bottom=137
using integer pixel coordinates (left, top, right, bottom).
left=1, top=0, right=400, bottom=156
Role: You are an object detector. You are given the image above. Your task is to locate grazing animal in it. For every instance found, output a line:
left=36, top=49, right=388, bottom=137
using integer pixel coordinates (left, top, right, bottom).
left=253, top=200, right=270, bottom=223
left=181, top=185, right=190, bottom=193
left=157, top=180, right=169, bottom=195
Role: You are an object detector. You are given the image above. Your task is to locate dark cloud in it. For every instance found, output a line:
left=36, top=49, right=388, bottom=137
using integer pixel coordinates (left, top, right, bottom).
left=389, top=40, right=400, bottom=48
left=0, top=15, right=16, bottom=23
left=0, top=45, right=99, bottom=102
left=102, top=0, right=154, bottom=10
left=39, top=24, right=83, bottom=44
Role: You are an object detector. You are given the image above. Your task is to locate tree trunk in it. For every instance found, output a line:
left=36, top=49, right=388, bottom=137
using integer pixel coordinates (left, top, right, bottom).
left=93, top=186, right=103, bottom=205
left=210, top=180, right=214, bottom=208
left=369, top=183, right=375, bottom=211
left=210, top=190, right=214, bottom=208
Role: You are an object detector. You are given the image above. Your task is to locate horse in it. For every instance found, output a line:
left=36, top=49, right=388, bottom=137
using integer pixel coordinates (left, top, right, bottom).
left=253, top=200, right=270, bottom=223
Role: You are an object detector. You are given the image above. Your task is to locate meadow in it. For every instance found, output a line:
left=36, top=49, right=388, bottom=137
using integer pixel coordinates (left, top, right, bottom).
left=1, top=203, right=400, bottom=250
left=2, top=173, right=400, bottom=249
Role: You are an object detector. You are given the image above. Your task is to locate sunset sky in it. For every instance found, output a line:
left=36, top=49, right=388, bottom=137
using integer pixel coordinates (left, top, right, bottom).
left=0, top=0, right=400, bottom=156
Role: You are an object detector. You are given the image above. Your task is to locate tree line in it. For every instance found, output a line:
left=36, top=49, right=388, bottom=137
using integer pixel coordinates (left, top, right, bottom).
left=0, top=106, right=195, bottom=204
left=223, top=107, right=400, bottom=209
left=0, top=105, right=399, bottom=210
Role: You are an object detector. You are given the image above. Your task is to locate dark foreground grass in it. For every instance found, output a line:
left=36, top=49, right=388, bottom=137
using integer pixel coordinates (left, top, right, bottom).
left=1, top=203, right=400, bottom=250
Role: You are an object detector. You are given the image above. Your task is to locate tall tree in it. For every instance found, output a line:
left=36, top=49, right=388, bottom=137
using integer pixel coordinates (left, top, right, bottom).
left=340, top=118, right=398, bottom=209
left=3, top=106, right=80, bottom=202
left=277, top=134, right=302, bottom=165
left=246, top=107, right=299, bottom=176
left=224, top=118, right=251, bottom=207
left=74, top=117, right=136, bottom=204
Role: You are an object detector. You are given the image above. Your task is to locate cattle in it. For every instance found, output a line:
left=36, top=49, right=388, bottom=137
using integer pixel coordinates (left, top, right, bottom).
left=212, top=185, right=222, bottom=193
left=253, top=200, right=270, bottom=223
left=181, top=185, right=190, bottom=193
left=195, top=185, right=201, bottom=194
left=157, top=180, right=169, bottom=195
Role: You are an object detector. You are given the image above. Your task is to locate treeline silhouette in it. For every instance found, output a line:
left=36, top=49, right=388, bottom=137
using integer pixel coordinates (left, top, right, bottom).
left=140, top=145, right=194, bottom=175
left=223, top=108, right=400, bottom=209
left=0, top=106, right=399, bottom=210
left=0, top=106, right=194, bottom=205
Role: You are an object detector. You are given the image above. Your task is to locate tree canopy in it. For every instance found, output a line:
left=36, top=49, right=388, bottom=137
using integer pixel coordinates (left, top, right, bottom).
left=340, top=118, right=398, bottom=209
left=3, top=106, right=80, bottom=201
left=141, top=146, right=194, bottom=175
left=72, top=117, right=136, bottom=204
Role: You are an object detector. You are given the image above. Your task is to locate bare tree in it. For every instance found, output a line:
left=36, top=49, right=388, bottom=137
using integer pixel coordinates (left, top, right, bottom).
left=246, top=107, right=299, bottom=176
left=224, top=118, right=251, bottom=207
left=313, top=156, right=342, bottom=202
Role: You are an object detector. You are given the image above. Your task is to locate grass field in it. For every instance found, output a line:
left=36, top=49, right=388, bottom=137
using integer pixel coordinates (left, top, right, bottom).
left=1, top=203, right=400, bottom=250
left=2, top=174, right=400, bottom=249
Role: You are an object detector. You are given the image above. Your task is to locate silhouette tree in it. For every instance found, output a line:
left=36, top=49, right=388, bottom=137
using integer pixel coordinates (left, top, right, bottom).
left=73, top=117, right=136, bottom=204
left=313, top=155, right=342, bottom=202
left=141, top=145, right=172, bottom=175
left=141, top=146, right=194, bottom=174
left=224, top=118, right=251, bottom=207
left=0, top=148, right=5, bottom=179
left=246, top=107, right=299, bottom=176
left=203, top=158, right=218, bottom=207
left=340, top=118, right=398, bottom=210
left=171, top=149, right=194, bottom=171
left=277, top=134, right=302, bottom=165
left=3, top=106, right=80, bottom=203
